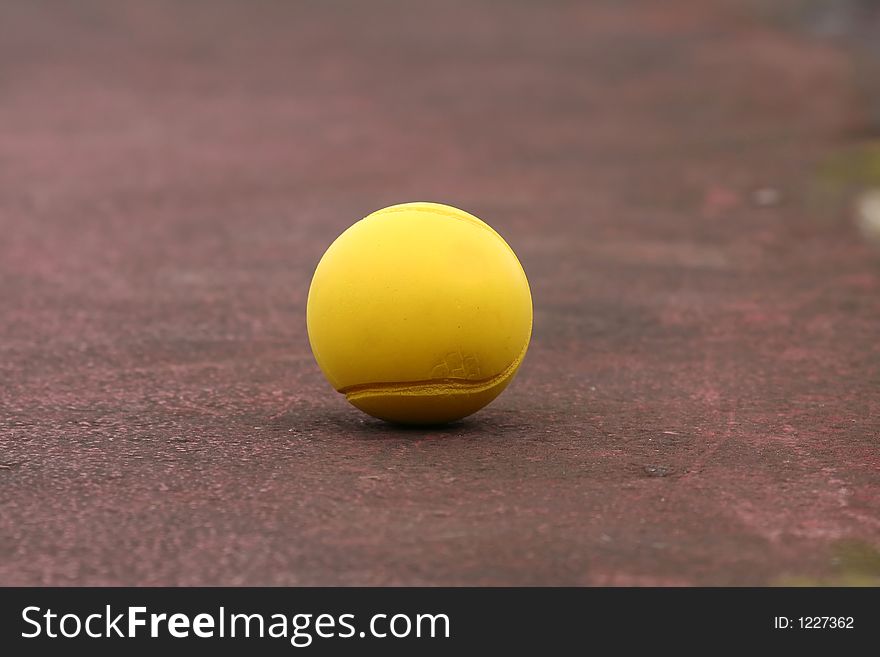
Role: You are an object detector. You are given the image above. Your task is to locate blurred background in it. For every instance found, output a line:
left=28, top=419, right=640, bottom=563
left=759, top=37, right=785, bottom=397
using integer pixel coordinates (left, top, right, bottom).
left=1, top=0, right=878, bottom=586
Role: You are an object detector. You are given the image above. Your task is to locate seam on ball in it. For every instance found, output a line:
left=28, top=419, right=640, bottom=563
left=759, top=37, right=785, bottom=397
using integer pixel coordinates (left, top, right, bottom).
left=339, top=333, right=531, bottom=400
left=370, top=203, right=506, bottom=242
left=367, top=202, right=531, bottom=289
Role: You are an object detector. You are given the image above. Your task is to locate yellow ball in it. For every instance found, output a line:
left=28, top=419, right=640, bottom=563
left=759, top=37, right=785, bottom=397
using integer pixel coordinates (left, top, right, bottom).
left=306, top=202, right=533, bottom=424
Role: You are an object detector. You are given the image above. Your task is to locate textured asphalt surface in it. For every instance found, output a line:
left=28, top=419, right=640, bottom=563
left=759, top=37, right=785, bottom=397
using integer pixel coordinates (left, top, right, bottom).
left=1, top=0, right=879, bottom=585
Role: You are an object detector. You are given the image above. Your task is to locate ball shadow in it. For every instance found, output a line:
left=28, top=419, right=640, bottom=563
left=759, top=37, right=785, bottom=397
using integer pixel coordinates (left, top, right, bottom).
left=355, top=416, right=482, bottom=439
left=268, top=400, right=491, bottom=440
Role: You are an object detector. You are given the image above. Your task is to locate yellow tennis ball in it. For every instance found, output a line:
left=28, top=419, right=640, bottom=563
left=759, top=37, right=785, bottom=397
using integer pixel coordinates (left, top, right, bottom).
left=306, top=202, right=533, bottom=424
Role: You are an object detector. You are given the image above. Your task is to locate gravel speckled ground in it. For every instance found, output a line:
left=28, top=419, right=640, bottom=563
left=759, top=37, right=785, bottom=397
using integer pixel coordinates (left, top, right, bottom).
left=1, top=0, right=879, bottom=585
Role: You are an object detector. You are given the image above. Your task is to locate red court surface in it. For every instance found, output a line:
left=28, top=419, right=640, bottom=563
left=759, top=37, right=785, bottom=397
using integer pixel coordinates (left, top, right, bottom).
left=1, top=0, right=879, bottom=585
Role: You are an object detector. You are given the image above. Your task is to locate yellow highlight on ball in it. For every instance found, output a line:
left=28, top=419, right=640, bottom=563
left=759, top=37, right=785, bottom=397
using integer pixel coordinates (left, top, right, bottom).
left=306, top=202, right=533, bottom=424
